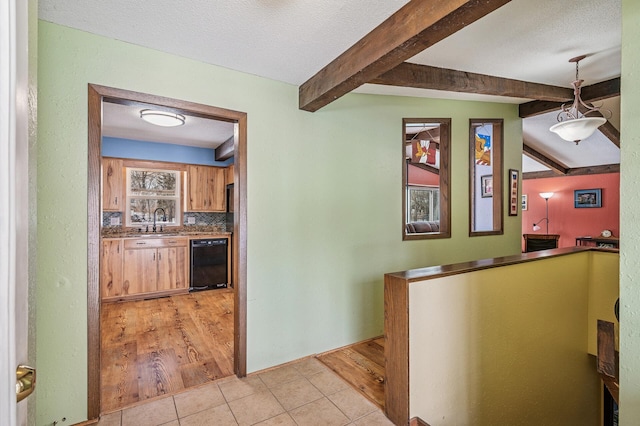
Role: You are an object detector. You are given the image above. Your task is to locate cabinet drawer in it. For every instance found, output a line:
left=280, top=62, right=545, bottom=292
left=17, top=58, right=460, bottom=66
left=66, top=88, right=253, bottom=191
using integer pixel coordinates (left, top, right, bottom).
left=124, top=237, right=188, bottom=249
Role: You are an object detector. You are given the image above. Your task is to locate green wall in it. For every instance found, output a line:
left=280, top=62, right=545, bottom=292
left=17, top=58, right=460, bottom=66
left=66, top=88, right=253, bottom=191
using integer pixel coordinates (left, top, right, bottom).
left=36, top=21, right=521, bottom=424
left=620, top=0, right=640, bottom=422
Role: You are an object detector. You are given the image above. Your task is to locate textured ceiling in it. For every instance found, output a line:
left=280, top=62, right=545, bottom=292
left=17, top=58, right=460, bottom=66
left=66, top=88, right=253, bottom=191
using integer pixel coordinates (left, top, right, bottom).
left=39, top=0, right=622, bottom=171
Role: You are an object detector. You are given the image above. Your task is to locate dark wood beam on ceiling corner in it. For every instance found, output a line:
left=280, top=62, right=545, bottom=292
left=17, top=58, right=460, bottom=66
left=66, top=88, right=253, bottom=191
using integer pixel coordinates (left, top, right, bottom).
left=599, top=121, right=620, bottom=148
left=298, top=0, right=512, bottom=112
left=522, top=143, right=568, bottom=175
left=215, top=137, right=235, bottom=161
left=519, top=77, right=620, bottom=118
left=371, top=63, right=574, bottom=101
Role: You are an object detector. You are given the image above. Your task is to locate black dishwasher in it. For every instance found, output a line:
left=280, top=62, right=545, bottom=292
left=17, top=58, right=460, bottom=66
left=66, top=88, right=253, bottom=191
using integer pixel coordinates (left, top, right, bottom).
left=190, top=238, right=228, bottom=291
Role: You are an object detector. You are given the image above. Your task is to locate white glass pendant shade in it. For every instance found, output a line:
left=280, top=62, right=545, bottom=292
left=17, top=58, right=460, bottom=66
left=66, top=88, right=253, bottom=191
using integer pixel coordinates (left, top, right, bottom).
left=550, top=117, right=606, bottom=143
left=532, top=224, right=541, bottom=231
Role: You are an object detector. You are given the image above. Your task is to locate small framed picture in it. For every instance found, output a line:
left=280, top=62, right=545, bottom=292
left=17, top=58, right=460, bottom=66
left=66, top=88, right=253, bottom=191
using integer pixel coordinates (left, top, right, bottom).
left=481, top=175, right=493, bottom=198
left=574, top=188, right=602, bottom=208
left=522, top=194, right=528, bottom=211
left=508, top=169, right=519, bottom=216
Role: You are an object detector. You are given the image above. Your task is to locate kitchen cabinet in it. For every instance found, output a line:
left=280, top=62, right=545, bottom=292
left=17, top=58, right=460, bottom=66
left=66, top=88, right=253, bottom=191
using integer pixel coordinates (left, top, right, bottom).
left=106, top=237, right=189, bottom=301
left=187, top=165, right=225, bottom=212
left=225, top=164, right=234, bottom=185
left=101, top=239, right=123, bottom=300
left=102, top=158, right=123, bottom=211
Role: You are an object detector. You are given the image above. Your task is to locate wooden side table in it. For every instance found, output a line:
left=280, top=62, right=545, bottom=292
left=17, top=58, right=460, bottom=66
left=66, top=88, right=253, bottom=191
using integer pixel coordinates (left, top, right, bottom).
left=523, top=234, right=560, bottom=252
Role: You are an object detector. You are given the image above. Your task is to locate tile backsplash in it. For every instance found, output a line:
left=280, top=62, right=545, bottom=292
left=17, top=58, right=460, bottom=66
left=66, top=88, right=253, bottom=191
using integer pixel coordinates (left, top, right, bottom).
left=102, top=211, right=231, bottom=231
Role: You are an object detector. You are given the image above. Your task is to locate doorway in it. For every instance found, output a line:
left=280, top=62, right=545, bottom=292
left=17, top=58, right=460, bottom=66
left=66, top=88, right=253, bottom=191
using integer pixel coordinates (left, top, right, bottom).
left=87, top=84, right=247, bottom=419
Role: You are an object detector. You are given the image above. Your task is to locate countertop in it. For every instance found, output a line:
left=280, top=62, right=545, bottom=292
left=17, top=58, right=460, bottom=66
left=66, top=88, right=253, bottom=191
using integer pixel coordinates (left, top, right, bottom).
left=101, top=226, right=231, bottom=239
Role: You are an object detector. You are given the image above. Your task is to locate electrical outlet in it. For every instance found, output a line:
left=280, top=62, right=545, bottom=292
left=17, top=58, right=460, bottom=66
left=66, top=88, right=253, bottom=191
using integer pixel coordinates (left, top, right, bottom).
left=187, top=217, right=195, bottom=224
left=109, top=217, right=121, bottom=225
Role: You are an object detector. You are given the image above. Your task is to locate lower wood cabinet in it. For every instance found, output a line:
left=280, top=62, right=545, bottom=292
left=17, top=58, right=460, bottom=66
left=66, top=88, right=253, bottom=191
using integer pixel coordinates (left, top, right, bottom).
left=101, top=237, right=188, bottom=302
left=101, top=239, right=123, bottom=299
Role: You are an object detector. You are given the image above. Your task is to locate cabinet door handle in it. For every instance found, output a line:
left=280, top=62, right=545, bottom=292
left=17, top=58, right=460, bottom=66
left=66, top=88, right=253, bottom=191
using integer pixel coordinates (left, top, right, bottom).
left=114, top=196, right=118, bottom=205
left=153, top=253, right=155, bottom=261
left=158, top=253, right=161, bottom=261
left=136, top=242, right=146, bottom=245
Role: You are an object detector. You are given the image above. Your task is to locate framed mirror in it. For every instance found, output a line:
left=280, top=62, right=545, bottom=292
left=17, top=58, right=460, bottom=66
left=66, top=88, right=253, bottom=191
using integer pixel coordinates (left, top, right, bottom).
left=403, top=118, right=451, bottom=240
left=469, top=119, right=503, bottom=236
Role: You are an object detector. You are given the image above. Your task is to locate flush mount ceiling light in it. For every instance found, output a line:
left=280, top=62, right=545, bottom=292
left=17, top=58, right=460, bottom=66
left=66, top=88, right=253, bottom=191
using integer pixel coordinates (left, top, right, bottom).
left=139, top=109, right=185, bottom=127
left=549, top=55, right=609, bottom=145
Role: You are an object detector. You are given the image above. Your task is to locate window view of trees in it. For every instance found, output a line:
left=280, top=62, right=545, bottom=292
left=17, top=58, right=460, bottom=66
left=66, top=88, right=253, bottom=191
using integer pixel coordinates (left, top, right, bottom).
left=407, top=186, right=439, bottom=222
left=126, top=168, right=180, bottom=226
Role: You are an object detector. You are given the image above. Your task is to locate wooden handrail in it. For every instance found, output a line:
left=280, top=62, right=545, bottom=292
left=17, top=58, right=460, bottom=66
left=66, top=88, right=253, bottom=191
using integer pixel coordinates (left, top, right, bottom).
left=597, top=319, right=619, bottom=404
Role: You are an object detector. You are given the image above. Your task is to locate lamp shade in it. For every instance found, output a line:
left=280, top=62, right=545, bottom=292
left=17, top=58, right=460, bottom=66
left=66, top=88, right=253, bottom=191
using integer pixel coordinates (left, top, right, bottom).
left=549, top=117, right=606, bottom=143
left=539, top=192, right=554, bottom=199
left=532, top=224, right=541, bottom=231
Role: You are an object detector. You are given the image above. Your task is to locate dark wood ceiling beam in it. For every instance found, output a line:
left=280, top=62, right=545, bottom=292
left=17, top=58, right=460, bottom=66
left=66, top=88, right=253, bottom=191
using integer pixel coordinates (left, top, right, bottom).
left=215, top=136, right=234, bottom=161
left=299, top=0, right=512, bottom=112
left=523, top=164, right=620, bottom=180
left=370, top=62, right=573, bottom=101
left=519, top=77, right=620, bottom=118
left=598, top=121, right=620, bottom=148
left=522, top=143, right=568, bottom=175
left=581, top=78, right=621, bottom=103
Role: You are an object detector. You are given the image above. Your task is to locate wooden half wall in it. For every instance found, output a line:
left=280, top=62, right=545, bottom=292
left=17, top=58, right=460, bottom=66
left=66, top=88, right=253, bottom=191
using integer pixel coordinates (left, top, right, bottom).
left=384, top=248, right=619, bottom=426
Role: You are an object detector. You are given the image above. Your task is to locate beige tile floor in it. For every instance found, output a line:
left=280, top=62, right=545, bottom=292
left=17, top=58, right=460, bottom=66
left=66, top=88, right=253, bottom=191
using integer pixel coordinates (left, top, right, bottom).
left=98, top=357, right=394, bottom=426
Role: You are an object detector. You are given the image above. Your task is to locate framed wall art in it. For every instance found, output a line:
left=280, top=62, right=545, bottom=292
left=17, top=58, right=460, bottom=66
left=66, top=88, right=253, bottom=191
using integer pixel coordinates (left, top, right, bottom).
left=481, top=175, right=493, bottom=198
left=508, top=169, right=519, bottom=216
left=574, top=188, right=602, bottom=208
left=521, top=194, right=528, bottom=211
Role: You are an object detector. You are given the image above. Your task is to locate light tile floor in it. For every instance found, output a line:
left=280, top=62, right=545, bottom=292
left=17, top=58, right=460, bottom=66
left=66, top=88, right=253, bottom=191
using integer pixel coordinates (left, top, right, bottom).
left=98, top=357, right=394, bottom=426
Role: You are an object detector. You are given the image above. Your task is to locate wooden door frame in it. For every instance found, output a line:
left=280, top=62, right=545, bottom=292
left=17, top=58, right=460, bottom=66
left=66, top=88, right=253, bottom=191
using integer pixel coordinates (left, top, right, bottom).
left=87, top=84, right=247, bottom=419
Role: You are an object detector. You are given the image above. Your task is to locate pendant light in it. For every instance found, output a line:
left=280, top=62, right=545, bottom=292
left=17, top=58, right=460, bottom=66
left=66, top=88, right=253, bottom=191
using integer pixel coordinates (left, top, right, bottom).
left=549, top=55, right=609, bottom=145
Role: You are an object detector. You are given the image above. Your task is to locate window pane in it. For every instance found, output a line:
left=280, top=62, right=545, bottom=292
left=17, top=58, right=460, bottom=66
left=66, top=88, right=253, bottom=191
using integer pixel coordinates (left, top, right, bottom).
left=408, top=186, right=439, bottom=222
left=129, top=170, right=177, bottom=197
left=129, top=199, right=177, bottom=224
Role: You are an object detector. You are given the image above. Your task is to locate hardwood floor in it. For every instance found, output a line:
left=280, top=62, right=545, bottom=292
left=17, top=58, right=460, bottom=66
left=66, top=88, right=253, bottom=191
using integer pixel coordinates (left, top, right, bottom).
left=100, top=290, right=234, bottom=413
left=316, top=336, right=385, bottom=409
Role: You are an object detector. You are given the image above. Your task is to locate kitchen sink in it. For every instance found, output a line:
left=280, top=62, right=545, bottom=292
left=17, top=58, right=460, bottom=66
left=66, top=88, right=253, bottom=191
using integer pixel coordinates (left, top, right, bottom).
left=126, top=231, right=181, bottom=237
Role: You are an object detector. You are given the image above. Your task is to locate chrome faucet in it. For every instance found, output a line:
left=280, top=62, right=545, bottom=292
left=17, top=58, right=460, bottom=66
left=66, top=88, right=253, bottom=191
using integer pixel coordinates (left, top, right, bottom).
left=153, top=208, right=167, bottom=232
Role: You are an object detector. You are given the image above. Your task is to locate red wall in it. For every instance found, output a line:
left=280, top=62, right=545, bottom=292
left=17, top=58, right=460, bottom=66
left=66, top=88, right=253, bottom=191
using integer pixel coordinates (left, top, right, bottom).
left=522, top=173, right=620, bottom=249
left=408, top=164, right=439, bottom=186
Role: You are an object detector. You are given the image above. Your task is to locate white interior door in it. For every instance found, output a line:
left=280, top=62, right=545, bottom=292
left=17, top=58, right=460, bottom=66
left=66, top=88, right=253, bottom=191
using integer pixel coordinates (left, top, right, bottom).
left=1, top=0, right=32, bottom=423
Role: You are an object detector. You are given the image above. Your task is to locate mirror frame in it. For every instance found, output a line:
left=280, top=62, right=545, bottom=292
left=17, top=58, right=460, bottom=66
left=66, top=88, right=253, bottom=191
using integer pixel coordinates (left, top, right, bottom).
left=402, top=118, right=451, bottom=241
left=469, top=118, right=504, bottom=236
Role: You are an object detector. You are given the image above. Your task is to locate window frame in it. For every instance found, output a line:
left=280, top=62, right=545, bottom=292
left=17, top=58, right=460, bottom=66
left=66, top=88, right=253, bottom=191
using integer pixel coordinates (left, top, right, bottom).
left=406, top=185, right=440, bottom=223
left=402, top=118, right=451, bottom=240
left=124, top=166, right=183, bottom=228
left=469, top=119, right=504, bottom=236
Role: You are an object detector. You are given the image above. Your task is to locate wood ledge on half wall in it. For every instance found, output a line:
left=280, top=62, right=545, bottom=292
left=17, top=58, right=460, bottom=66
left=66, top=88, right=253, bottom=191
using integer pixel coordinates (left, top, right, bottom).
left=385, top=246, right=618, bottom=283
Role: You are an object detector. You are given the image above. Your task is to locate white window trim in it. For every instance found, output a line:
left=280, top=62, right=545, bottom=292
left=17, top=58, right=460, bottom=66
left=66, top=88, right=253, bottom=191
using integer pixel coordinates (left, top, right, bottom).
left=125, top=167, right=182, bottom=228
left=407, top=185, right=440, bottom=223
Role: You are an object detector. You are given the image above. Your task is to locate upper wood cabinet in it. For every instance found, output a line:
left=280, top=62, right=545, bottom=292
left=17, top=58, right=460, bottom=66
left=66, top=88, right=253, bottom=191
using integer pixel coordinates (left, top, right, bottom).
left=225, top=164, right=234, bottom=185
left=187, top=165, right=225, bottom=212
left=103, top=158, right=124, bottom=211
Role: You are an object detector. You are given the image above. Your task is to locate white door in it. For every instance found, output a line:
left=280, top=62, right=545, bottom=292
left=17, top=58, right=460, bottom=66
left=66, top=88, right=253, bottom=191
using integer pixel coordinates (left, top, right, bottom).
left=1, top=0, right=33, bottom=424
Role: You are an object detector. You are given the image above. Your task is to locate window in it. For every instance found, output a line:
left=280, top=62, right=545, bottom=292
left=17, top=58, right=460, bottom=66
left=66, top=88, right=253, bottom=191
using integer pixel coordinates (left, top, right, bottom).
left=403, top=118, right=451, bottom=240
left=469, top=119, right=503, bottom=236
left=407, top=186, right=440, bottom=222
left=125, top=167, right=181, bottom=227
